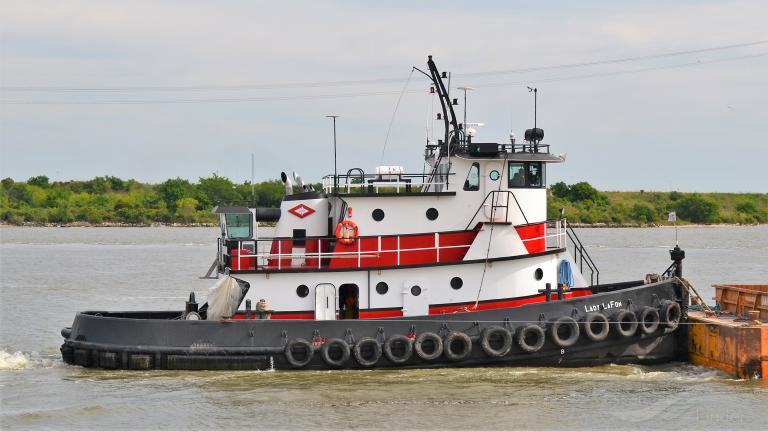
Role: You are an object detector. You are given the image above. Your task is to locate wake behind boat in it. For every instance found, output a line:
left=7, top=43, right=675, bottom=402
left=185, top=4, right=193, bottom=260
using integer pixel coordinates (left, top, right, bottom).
left=60, top=56, right=688, bottom=371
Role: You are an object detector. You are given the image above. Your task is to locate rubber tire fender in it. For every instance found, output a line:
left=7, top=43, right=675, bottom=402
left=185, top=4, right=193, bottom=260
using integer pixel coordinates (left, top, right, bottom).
left=284, top=338, right=314, bottom=368
left=516, top=324, right=546, bottom=353
left=383, top=334, right=413, bottom=364
left=480, top=326, right=513, bottom=358
left=639, top=307, right=660, bottom=335
left=414, top=332, right=443, bottom=361
left=582, top=312, right=610, bottom=342
left=352, top=337, right=382, bottom=367
left=612, top=310, right=639, bottom=338
left=549, top=316, right=580, bottom=348
left=443, top=331, right=473, bottom=362
left=320, top=338, right=350, bottom=368
left=660, top=300, right=682, bottom=331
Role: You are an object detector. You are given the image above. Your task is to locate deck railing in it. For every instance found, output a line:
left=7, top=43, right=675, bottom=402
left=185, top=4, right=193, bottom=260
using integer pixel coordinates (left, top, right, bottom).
left=224, top=221, right=568, bottom=272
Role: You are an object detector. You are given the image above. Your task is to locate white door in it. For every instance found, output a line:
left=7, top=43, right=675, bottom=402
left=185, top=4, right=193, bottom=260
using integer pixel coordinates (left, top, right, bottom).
left=484, top=163, right=507, bottom=221
left=315, top=283, right=337, bottom=320
left=402, top=282, right=429, bottom=317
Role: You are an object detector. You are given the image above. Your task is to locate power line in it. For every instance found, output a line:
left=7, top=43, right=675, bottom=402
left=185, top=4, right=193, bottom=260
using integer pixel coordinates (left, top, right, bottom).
left=2, top=40, right=765, bottom=93
left=3, top=52, right=766, bottom=105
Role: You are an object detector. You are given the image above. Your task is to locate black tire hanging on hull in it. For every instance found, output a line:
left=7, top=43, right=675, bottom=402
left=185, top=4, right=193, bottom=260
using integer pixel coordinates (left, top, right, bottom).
left=414, top=332, right=443, bottom=361
left=480, top=326, right=513, bottom=358
left=352, top=337, right=382, bottom=367
left=383, top=335, right=413, bottom=364
left=549, top=316, right=580, bottom=348
left=639, top=307, right=661, bottom=335
left=443, top=331, right=473, bottom=362
left=321, top=338, right=350, bottom=368
left=582, top=312, right=610, bottom=342
left=285, top=338, right=314, bottom=368
left=660, top=300, right=682, bottom=331
left=613, top=310, right=639, bottom=338
left=516, top=324, right=546, bottom=353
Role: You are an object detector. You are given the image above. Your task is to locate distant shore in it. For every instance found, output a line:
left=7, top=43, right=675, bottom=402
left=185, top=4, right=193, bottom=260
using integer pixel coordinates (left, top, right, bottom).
left=1, top=221, right=763, bottom=229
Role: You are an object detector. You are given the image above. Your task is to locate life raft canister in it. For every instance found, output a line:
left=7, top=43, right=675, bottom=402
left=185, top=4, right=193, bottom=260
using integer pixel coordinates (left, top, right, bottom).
left=335, top=219, right=359, bottom=245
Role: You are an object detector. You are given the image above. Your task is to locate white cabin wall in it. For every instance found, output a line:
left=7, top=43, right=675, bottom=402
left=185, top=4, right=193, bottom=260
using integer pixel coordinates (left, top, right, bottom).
left=237, top=253, right=561, bottom=313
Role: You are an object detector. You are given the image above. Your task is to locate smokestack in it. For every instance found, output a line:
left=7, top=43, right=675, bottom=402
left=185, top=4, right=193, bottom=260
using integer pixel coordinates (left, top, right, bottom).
left=293, top=171, right=307, bottom=191
left=280, top=172, right=293, bottom=196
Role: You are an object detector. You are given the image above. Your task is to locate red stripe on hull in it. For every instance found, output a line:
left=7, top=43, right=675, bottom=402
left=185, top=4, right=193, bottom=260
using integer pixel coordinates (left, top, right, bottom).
left=359, top=309, right=403, bottom=319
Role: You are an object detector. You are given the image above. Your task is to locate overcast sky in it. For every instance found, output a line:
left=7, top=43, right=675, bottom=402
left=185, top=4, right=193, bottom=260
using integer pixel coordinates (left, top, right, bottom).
left=1, top=1, right=767, bottom=192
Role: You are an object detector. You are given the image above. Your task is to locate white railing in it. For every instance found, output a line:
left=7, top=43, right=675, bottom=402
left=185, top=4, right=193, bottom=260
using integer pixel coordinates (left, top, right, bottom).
left=321, top=172, right=455, bottom=194
left=230, top=234, right=474, bottom=271
left=229, top=222, right=568, bottom=272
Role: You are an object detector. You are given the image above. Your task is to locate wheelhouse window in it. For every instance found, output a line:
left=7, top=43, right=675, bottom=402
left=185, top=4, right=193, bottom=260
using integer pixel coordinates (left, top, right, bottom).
left=463, top=162, right=480, bottom=191
left=508, top=162, right=545, bottom=188
left=225, top=213, right=253, bottom=239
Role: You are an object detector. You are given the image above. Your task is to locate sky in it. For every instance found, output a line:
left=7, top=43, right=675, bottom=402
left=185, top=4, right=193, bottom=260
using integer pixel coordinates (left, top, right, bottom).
left=1, top=0, right=767, bottom=192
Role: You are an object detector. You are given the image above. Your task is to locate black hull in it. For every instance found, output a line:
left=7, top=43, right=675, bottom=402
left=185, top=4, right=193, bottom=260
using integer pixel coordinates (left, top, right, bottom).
left=60, top=279, right=688, bottom=371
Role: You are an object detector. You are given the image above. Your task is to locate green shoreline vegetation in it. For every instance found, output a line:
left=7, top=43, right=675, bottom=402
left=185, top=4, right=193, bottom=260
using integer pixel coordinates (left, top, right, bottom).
left=1, top=175, right=766, bottom=227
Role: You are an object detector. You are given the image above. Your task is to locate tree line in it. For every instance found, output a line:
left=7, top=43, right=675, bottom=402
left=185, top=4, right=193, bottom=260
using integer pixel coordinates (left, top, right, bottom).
left=1, top=175, right=765, bottom=225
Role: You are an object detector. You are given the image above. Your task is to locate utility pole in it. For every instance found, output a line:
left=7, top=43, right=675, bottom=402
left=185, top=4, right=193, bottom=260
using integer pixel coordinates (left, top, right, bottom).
left=250, top=152, right=255, bottom=206
left=326, top=115, right=339, bottom=193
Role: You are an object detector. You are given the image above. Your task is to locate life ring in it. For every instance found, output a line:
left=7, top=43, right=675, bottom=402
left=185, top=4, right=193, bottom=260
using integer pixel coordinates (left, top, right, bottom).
left=320, top=338, right=350, bottom=368
left=639, top=307, right=660, bottom=335
left=352, top=337, right=382, bottom=367
left=284, top=338, right=314, bottom=368
left=660, top=300, right=682, bottom=330
left=443, top=331, right=473, bottom=362
left=480, top=326, right=513, bottom=358
left=335, top=219, right=359, bottom=245
left=612, top=310, right=638, bottom=338
left=549, top=316, right=580, bottom=348
left=582, top=312, right=610, bottom=342
left=414, top=332, right=443, bottom=361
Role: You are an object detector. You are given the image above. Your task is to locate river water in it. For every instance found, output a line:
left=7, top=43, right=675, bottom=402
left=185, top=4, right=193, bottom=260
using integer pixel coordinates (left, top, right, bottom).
left=1, top=226, right=766, bottom=430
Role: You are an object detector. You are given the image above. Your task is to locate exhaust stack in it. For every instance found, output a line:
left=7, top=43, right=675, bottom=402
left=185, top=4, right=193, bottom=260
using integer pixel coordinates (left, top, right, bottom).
left=293, top=171, right=307, bottom=191
left=280, top=172, right=293, bottom=196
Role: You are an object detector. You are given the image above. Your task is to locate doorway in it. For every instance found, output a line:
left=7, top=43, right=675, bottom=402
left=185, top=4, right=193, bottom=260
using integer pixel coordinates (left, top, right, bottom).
left=338, top=284, right=359, bottom=319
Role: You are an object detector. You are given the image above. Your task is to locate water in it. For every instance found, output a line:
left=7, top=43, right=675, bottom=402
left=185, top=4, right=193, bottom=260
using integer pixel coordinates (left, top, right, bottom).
left=1, top=226, right=767, bottom=430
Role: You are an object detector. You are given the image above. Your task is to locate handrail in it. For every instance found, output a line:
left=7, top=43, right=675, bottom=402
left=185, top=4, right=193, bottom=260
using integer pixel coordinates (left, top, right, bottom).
left=564, top=223, right=600, bottom=285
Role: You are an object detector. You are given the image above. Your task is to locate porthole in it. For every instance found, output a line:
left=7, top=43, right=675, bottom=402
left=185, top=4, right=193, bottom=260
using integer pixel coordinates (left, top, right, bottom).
left=372, top=208, right=385, bottom=222
left=411, top=285, right=422, bottom=296
left=426, top=208, right=439, bottom=221
left=489, top=170, right=500, bottom=181
left=534, top=268, right=543, bottom=281
left=296, top=284, right=309, bottom=298
left=450, top=277, right=463, bottom=290
left=376, top=282, right=389, bottom=295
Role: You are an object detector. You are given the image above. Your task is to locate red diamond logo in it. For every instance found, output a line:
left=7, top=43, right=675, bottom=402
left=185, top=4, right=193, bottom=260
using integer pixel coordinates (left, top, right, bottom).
left=288, top=204, right=315, bottom=219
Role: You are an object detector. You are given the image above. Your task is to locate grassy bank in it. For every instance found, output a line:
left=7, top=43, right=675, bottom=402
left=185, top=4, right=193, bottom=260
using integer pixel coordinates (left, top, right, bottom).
left=1, top=176, right=766, bottom=226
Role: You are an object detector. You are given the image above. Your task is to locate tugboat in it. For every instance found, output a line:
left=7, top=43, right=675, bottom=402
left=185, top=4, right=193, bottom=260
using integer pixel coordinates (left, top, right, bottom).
left=60, top=56, right=688, bottom=370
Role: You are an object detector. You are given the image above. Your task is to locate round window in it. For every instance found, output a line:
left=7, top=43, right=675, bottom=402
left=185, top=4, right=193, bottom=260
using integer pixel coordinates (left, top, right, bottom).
left=411, top=285, right=422, bottom=296
left=296, top=284, right=309, bottom=298
left=372, top=208, right=385, bottom=222
left=426, top=208, right=439, bottom=221
left=489, top=170, right=500, bottom=181
left=376, top=282, right=389, bottom=295
left=534, top=268, right=544, bottom=281
left=450, top=277, right=463, bottom=290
